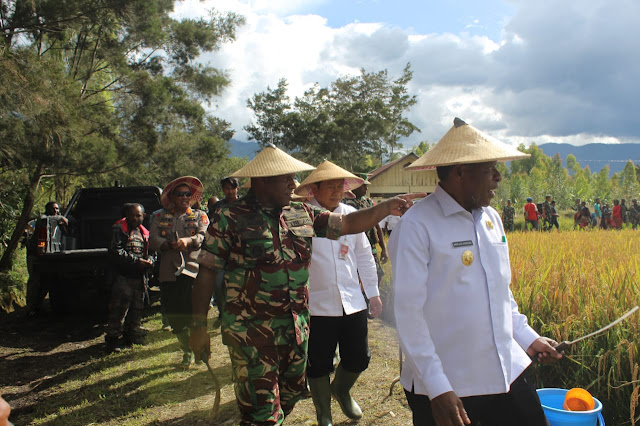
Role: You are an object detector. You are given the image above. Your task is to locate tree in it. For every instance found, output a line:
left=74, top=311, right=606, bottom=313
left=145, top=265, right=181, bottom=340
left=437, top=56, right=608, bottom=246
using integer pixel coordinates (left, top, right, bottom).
left=509, top=143, right=546, bottom=175
left=591, top=166, right=611, bottom=202
left=414, top=140, right=431, bottom=156
left=541, top=153, right=571, bottom=208
left=245, top=65, right=420, bottom=172
left=616, top=160, right=639, bottom=200
left=566, top=154, right=581, bottom=175
left=0, top=0, right=244, bottom=269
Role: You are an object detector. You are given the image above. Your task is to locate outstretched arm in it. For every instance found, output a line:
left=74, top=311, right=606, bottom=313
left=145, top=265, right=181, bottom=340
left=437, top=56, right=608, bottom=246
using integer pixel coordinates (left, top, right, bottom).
left=341, top=193, right=425, bottom=236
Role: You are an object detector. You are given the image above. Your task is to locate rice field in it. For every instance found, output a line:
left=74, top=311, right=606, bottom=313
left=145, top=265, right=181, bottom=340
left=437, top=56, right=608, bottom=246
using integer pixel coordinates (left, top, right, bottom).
left=508, top=229, right=640, bottom=425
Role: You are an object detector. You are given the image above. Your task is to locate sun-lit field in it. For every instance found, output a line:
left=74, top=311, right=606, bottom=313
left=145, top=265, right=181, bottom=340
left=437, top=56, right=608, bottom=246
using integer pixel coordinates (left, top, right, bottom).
left=508, top=229, right=640, bottom=425
left=2, top=227, right=640, bottom=425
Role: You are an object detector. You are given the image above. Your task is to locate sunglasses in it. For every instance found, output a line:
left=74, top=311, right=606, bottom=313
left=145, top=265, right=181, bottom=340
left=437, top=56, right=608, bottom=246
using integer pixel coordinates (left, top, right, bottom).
left=173, top=191, right=192, bottom=197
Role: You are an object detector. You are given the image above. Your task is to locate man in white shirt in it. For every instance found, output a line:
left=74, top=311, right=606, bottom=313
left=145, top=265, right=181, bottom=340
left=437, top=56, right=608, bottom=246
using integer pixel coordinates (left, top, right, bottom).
left=295, top=161, right=382, bottom=426
left=390, top=118, right=562, bottom=426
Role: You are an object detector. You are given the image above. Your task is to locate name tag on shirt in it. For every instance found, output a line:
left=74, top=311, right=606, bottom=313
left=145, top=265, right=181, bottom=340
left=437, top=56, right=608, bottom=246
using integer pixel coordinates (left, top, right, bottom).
left=339, top=243, right=349, bottom=260
left=452, top=240, right=473, bottom=248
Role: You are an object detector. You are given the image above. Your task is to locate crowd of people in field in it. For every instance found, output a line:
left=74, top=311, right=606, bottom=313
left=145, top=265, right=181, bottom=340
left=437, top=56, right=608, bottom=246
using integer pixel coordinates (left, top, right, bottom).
left=501, top=195, right=640, bottom=232
left=16, top=118, right=570, bottom=426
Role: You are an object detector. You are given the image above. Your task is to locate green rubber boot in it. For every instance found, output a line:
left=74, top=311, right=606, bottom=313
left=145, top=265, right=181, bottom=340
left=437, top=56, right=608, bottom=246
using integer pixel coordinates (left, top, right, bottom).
left=330, top=364, right=362, bottom=420
left=176, top=330, right=194, bottom=368
left=308, top=375, right=333, bottom=426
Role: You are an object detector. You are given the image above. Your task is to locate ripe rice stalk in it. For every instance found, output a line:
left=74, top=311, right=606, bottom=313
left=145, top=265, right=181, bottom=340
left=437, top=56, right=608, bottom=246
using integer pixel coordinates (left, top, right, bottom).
left=507, top=229, right=640, bottom=424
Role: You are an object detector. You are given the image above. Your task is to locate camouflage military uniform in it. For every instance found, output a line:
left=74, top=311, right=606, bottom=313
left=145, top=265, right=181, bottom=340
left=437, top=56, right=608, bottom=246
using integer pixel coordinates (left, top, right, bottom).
left=631, top=201, right=640, bottom=229
left=201, top=190, right=342, bottom=425
left=620, top=201, right=628, bottom=227
left=541, top=201, right=552, bottom=231
left=502, top=205, right=515, bottom=232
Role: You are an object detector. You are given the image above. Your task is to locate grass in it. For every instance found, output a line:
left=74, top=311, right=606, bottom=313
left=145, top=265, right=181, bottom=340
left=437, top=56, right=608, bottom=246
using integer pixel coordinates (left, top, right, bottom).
left=0, top=304, right=413, bottom=425
left=2, top=221, right=640, bottom=425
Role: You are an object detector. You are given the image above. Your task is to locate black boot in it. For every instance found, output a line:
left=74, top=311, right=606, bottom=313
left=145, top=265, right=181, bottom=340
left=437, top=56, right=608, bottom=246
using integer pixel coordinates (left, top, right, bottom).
left=123, top=332, right=146, bottom=346
left=105, top=335, right=123, bottom=353
left=176, top=330, right=194, bottom=368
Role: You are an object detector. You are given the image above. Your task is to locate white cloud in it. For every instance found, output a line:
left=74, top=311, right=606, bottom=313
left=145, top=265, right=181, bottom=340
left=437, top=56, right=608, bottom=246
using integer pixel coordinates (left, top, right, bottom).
left=174, top=0, right=640, bottom=148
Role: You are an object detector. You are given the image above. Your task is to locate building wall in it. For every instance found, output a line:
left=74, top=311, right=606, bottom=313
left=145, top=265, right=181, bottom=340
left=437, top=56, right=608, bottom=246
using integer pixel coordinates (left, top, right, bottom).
left=369, top=159, right=438, bottom=198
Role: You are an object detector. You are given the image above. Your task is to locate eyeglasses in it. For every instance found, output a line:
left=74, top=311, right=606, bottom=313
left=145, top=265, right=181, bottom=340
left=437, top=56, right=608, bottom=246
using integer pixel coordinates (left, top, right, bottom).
left=174, top=191, right=192, bottom=197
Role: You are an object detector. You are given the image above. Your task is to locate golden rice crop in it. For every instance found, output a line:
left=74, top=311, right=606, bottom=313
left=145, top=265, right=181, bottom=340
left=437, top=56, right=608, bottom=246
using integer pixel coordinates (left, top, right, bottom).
left=509, top=229, right=640, bottom=425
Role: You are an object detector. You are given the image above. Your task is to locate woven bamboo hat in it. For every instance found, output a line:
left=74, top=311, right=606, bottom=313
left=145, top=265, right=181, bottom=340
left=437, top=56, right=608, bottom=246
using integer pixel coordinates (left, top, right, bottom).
left=295, top=160, right=364, bottom=197
left=231, top=143, right=315, bottom=178
left=161, top=176, right=204, bottom=209
left=406, top=118, right=529, bottom=170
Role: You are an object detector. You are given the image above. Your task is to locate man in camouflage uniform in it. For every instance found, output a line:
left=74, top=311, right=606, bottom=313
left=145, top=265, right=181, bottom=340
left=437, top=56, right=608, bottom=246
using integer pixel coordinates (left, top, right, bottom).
left=150, top=176, right=208, bottom=367
left=631, top=199, right=640, bottom=229
left=502, top=199, right=515, bottom=232
left=343, top=173, right=388, bottom=282
left=189, top=145, right=421, bottom=425
left=571, top=198, right=581, bottom=229
left=542, top=195, right=552, bottom=231
left=621, top=199, right=628, bottom=228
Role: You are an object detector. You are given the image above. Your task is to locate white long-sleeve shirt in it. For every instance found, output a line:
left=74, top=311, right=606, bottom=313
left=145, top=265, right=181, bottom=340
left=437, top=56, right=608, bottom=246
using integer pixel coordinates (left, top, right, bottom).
left=389, top=184, right=539, bottom=399
left=308, top=200, right=379, bottom=316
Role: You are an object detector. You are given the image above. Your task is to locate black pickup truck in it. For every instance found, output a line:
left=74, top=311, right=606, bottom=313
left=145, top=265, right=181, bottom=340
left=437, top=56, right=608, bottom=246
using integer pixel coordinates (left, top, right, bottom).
left=33, top=185, right=163, bottom=313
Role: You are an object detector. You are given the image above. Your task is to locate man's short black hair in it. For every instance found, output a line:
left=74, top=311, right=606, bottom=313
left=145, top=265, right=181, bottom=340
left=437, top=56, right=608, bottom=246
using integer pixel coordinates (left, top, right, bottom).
left=436, top=165, right=456, bottom=182
left=220, top=177, right=239, bottom=188
left=122, top=203, right=144, bottom=217
left=45, top=201, right=59, bottom=215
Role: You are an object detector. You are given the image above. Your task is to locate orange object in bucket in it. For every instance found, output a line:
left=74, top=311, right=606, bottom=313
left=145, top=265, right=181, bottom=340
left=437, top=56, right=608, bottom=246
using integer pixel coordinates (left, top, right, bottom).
left=563, top=388, right=595, bottom=411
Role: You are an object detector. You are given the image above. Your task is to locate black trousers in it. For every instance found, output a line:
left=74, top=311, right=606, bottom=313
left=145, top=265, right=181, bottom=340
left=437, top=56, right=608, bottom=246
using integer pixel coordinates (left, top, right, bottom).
left=404, top=371, right=549, bottom=426
left=160, top=275, right=194, bottom=335
left=307, top=309, right=370, bottom=378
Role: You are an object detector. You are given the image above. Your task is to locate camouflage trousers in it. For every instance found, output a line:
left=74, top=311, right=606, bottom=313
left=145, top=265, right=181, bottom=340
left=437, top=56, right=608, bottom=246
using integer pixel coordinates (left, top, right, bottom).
left=503, top=219, right=515, bottom=232
left=106, top=274, right=145, bottom=339
left=228, top=340, right=308, bottom=425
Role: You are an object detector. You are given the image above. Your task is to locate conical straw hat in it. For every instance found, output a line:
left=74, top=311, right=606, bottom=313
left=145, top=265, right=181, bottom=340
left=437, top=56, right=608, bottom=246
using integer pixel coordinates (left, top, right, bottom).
left=161, top=176, right=204, bottom=209
left=295, top=160, right=364, bottom=197
left=231, top=144, right=315, bottom=178
left=406, top=118, right=529, bottom=171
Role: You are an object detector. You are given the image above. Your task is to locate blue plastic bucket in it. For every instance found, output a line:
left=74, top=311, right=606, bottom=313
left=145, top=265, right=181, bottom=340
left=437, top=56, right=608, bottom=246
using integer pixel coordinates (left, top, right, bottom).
left=537, top=388, right=605, bottom=426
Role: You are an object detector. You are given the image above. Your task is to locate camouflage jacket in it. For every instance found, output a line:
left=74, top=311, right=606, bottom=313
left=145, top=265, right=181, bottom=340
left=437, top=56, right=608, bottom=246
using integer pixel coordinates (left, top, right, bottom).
left=343, top=196, right=377, bottom=252
left=202, top=190, right=342, bottom=348
left=502, top=205, right=515, bottom=223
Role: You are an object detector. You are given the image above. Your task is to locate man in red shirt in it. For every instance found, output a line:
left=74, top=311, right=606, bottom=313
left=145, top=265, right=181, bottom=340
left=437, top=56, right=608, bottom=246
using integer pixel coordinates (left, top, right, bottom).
left=523, top=197, right=539, bottom=231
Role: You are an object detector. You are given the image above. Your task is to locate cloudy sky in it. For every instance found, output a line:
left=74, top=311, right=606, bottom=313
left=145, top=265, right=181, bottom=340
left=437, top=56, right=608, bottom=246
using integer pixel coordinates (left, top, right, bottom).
left=172, top=0, right=640, bottom=150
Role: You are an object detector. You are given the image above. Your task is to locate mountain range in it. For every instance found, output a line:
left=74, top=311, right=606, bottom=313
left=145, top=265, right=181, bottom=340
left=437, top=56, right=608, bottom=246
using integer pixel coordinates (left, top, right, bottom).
left=538, top=143, right=640, bottom=175
left=228, top=140, right=640, bottom=175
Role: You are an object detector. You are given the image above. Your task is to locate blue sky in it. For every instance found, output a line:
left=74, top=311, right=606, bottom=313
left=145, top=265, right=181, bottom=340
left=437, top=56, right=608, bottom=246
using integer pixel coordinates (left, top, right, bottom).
left=174, top=0, right=640, bottom=149
left=303, top=0, right=514, bottom=40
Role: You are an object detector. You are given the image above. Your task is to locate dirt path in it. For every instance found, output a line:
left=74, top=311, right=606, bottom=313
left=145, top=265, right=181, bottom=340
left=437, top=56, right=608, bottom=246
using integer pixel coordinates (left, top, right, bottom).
left=0, top=301, right=413, bottom=425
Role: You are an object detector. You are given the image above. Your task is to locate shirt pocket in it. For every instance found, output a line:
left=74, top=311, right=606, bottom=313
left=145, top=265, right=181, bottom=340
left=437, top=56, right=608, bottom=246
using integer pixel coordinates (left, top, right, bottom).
left=491, top=242, right=511, bottom=288
left=241, top=228, right=275, bottom=266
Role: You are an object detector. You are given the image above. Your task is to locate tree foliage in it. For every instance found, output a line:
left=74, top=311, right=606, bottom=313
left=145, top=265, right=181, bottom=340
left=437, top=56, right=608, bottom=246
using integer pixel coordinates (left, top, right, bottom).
left=245, top=64, right=420, bottom=172
left=0, top=0, right=245, bottom=269
left=493, top=148, right=640, bottom=215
